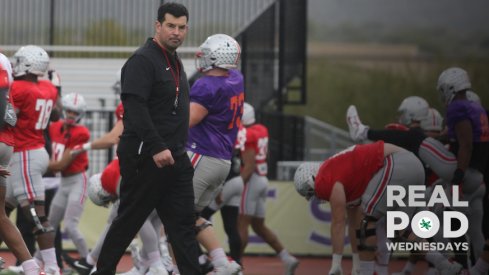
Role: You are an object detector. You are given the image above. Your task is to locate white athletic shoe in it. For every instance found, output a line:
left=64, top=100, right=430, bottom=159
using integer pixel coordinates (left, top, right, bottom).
left=284, top=257, right=299, bottom=275
left=159, top=238, right=174, bottom=272
left=129, top=240, right=143, bottom=270
left=161, top=254, right=174, bottom=273
left=44, top=266, right=61, bottom=275
left=211, top=260, right=242, bottom=275
left=346, top=105, right=369, bottom=142
left=8, top=265, right=24, bottom=274
left=145, top=266, right=169, bottom=275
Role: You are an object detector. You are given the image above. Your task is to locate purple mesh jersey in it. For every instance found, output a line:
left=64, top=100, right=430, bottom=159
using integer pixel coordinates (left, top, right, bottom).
left=187, top=69, right=245, bottom=160
left=446, top=100, right=489, bottom=142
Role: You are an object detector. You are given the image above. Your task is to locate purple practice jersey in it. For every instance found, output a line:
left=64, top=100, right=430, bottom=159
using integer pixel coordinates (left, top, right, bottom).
left=187, top=69, right=245, bottom=160
left=446, top=100, right=489, bottom=142
left=446, top=99, right=489, bottom=172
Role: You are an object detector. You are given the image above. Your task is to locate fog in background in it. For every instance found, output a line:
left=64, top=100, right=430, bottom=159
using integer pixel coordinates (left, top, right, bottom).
left=307, top=0, right=489, bottom=56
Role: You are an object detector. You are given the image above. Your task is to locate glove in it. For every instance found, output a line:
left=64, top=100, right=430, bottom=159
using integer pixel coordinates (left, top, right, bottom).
left=100, top=194, right=117, bottom=208
left=328, top=264, right=343, bottom=275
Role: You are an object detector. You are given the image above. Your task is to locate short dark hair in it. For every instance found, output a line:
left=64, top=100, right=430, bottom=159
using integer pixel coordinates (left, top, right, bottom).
left=157, top=2, right=189, bottom=23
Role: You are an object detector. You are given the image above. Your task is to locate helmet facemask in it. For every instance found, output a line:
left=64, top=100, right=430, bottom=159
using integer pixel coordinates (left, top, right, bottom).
left=294, top=162, right=321, bottom=201
left=63, top=109, right=83, bottom=125
left=62, top=93, right=87, bottom=125
left=437, top=67, right=471, bottom=105
left=303, top=175, right=316, bottom=201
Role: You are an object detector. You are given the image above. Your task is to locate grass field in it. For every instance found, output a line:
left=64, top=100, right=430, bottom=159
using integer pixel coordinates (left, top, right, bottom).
left=285, top=55, right=489, bottom=129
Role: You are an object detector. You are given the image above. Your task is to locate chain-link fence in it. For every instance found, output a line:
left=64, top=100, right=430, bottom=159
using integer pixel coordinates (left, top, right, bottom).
left=2, top=0, right=310, bottom=179
left=0, top=0, right=275, bottom=57
left=83, top=109, right=116, bottom=175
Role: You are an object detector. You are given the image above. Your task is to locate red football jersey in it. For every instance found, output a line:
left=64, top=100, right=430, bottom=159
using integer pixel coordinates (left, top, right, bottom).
left=101, top=158, right=120, bottom=195
left=315, top=141, right=385, bottom=202
left=115, top=102, right=124, bottom=121
left=10, top=80, right=58, bottom=152
left=49, top=120, right=90, bottom=174
left=244, top=123, right=269, bottom=176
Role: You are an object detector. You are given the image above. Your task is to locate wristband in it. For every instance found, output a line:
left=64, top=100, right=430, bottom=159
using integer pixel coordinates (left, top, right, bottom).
left=82, top=142, right=92, bottom=151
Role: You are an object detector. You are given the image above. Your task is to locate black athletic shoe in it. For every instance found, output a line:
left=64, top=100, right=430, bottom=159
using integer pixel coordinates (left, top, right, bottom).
left=66, top=257, right=93, bottom=275
left=201, top=257, right=214, bottom=274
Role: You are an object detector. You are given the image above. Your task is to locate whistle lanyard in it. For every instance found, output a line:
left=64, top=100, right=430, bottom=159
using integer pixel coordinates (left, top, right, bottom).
left=153, top=38, right=180, bottom=114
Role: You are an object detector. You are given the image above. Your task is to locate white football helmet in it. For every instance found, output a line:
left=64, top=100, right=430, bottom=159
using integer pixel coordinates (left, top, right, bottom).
left=88, top=173, right=114, bottom=207
left=242, top=102, right=255, bottom=126
left=11, top=45, right=50, bottom=77
left=0, top=53, right=13, bottom=86
left=466, top=90, right=481, bottom=105
left=62, top=93, right=87, bottom=124
left=437, top=67, right=471, bottom=105
left=294, top=162, right=321, bottom=200
left=195, top=34, right=241, bottom=72
left=420, top=108, right=444, bottom=132
left=398, top=96, right=430, bottom=125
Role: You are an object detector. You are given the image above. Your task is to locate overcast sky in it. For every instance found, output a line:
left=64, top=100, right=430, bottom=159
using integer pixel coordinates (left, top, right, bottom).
left=308, top=0, right=489, bottom=33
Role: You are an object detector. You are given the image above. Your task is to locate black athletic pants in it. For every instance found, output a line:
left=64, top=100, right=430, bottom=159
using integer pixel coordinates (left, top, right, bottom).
left=93, top=152, right=202, bottom=275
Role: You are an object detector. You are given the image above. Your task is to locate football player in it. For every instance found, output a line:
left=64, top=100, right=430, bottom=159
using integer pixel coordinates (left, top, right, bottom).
left=5, top=45, right=61, bottom=275
left=237, top=103, right=300, bottom=275
left=186, top=33, right=244, bottom=274
left=0, top=52, right=42, bottom=275
left=436, top=68, right=489, bottom=275
left=45, top=93, right=91, bottom=261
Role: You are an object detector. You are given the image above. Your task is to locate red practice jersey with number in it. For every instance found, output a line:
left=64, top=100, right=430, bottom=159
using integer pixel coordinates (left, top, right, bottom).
left=10, top=80, right=58, bottom=152
left=244, top=123, right=269, bottom=176
left=49, top=120, right=90, bottom=174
